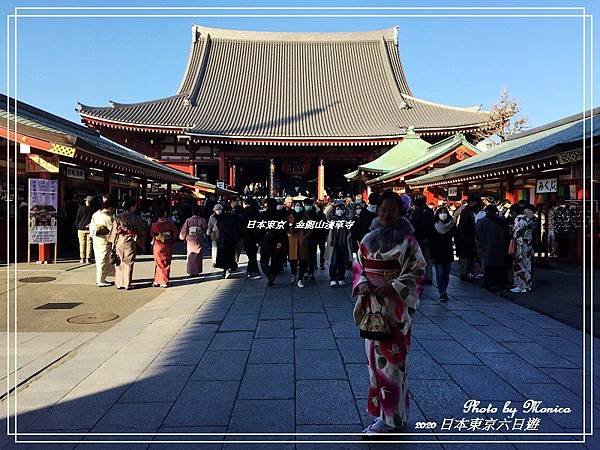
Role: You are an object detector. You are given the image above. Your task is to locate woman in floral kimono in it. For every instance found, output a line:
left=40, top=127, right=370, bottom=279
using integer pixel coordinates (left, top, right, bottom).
left=150, top=208, right=179, bottom=287
left=511, top=204, right=537, bottom=293
left=352, top=191, right=426, bottom=435
left=180, top=206, right=208, bottom=277
left=89, top=200, right=115, bottom=287
left=108, top=199, right=147, bottom=290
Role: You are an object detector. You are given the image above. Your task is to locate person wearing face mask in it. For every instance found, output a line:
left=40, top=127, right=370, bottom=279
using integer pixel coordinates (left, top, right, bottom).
left=324, top=205, right=353, bottom=286
left=287, top=202, right=310, bottom=287
left=511, top=204, right=537, bottom=293
left=207, top=204, right=223, bottom=267
left=313, top=201, right=328, bottom=270
left=259, top=198, right=287, bottom=287
left=476, top=204, right=509, bottom=292
left=357, top=193, right=379, bottom=243
left=429, top=206, right=455, bottom=301
left=351, top=203, right=364, bottom=256
left=303, top=198, right=319, bottom=280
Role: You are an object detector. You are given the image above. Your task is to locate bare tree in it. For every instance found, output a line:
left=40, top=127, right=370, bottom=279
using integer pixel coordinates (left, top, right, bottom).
left=474, top=88, right=528, bottom=143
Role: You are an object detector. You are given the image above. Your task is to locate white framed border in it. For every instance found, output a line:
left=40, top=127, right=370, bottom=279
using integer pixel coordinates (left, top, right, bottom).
left=4, top=4, right=594, bottom=445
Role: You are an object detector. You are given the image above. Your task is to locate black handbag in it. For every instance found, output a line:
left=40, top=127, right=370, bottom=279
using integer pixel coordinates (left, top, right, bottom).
left=110, top=248, right=121, bottom=266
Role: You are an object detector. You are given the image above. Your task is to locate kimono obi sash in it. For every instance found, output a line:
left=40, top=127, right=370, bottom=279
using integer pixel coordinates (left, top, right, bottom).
left=117, top=225, right=136, bottom=237
left=362, top=259, right=402, bottom=284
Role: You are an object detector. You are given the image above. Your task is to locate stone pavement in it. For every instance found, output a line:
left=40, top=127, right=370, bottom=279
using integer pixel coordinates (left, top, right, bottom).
left=1, top=257, right=598, bottom=449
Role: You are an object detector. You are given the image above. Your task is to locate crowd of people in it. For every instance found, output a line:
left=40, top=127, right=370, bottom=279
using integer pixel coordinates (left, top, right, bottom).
left=73, top=191, right=539, bottom=296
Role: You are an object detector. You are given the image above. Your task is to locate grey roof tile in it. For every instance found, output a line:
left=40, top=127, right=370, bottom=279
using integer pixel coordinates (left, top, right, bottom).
left=78, top=25, right=492, bottom=140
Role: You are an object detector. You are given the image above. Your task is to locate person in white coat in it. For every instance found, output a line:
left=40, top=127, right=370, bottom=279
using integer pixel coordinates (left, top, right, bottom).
left=89, top=200, right=116, bottom=287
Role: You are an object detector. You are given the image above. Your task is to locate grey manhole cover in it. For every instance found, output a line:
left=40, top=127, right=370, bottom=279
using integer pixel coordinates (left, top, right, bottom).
left=67, top=313, right=119, bottom=324
left=19, top=276, right=56, bottom=283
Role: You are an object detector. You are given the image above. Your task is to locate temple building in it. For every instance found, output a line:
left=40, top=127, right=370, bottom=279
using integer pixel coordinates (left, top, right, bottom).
left=77, top=24, right=496, bottom=198
left=344, top=128, right=480, bottom=199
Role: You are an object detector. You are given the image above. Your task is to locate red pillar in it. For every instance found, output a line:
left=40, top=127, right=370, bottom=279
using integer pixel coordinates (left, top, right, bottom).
left=219, top=151, right=226, bottom=181
left=317, top=159, right=325, bottom=200
left=229, top=164, right=236, bottom=189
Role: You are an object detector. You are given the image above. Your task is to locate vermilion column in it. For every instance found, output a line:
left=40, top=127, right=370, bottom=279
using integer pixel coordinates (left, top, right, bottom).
left=317, top=159, right=325, bottom=200
left=218, top=151, right=226, bottom=181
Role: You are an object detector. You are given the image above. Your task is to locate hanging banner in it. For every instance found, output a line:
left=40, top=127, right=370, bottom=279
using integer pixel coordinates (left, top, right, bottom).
left=26, top=154, right=60, bottom=173
left=28, top=178, right=58, bottom=244
left=282, top=158, right=310, bottom=177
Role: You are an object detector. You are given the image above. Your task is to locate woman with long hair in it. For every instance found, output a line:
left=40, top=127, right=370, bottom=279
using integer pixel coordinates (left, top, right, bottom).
left=353, top=191, right=426, bottom=435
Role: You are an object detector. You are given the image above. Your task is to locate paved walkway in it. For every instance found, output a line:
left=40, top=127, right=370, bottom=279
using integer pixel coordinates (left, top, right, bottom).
left=1, top=258, right=598, bottom=449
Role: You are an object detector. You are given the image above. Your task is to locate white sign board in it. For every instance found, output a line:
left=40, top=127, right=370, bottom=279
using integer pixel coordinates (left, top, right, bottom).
left=216, top=181, right=225, bottom=189
left=447, top=187, right=458, bottom=197
left=536, top=178, right=558, bottom=194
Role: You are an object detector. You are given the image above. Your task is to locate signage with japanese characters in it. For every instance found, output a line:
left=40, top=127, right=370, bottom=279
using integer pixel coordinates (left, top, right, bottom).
left=536, top=178, right=558, bottom=194
left=28, top=178, right=58, bottom=244
left=448, top=187, right=459, bottom=197
left=66, top=166, right=85, bottom=180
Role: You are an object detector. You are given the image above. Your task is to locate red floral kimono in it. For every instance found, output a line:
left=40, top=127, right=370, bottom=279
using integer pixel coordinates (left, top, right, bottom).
left=150, top=218, right=179, bottom=286
left=352, top=219, right=426, bottom=428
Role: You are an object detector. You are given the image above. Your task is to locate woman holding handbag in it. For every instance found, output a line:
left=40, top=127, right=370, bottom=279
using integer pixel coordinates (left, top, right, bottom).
left=89, top=199, right=115, bottom=287
left=352, top=191, right=426, bottom=436
left=108, top=199, right=147, bottom=290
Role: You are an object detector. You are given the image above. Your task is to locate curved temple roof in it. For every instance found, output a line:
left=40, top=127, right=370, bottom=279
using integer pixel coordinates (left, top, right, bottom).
left=78, top=25, right=493, bottom=142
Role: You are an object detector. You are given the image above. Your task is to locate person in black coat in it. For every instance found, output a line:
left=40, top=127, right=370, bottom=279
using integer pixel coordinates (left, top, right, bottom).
left=313, top=201, right=328, bottom=270
left=476, top=204, right=509, bottom=291
left=410, top=196, right=434, bottom=284
left=429, top=206, right=456, bottom=301
left=242, top=198, right=261, bottom=279
left=215, top=210, right=240, bottom=278
left=303, top=198, right=320, bottom=280
left=357, top=193, right=379, bottom=240
left=456, top=194, right=481, bottom=282
left=259, top=198, right=287, bottom=287
left=75, top=195, right=96, bottom=263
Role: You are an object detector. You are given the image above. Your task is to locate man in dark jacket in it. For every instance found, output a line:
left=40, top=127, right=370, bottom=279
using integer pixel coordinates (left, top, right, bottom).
left=356, top=192, right=379, bottom=243
left=457, top=194, right=481, bottom=282
left=476, top=204, right=509, bottom=291
left=410, top=196, right=434, bottom=284
left=242, top=198, right=261, bottom=279
left=259, top=198, right=287, bottom=287
left=229, top=196, right=245, bottom=265
left=75, top=195, right=95, bottom=263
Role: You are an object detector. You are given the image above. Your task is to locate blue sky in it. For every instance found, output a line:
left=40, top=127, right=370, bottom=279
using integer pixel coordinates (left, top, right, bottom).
left=1, top=0, right=597, bottom=129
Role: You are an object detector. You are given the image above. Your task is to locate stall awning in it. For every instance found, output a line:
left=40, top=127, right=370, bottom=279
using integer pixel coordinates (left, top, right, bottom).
left=0, top=94, right=199, bottom=185
left=408, top=108, right=599, bottom=189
